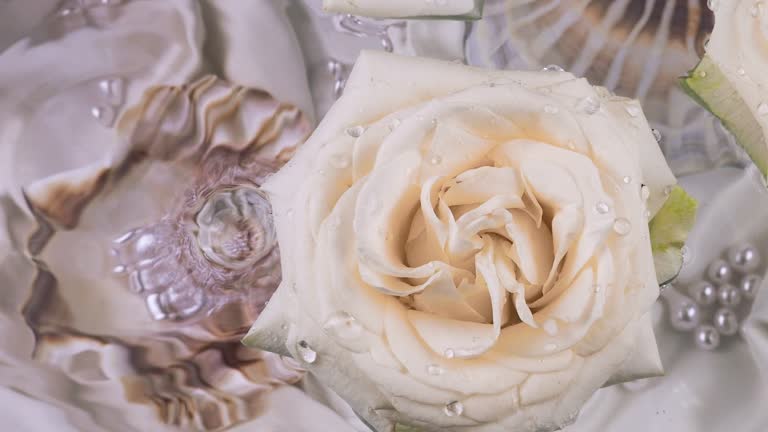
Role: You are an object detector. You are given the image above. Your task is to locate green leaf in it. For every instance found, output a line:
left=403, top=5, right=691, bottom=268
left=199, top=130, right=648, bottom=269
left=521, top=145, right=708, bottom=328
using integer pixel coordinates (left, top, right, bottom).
left=680, top=55, right=768, bottom=180
left=649, top=186, right=698, bottom=284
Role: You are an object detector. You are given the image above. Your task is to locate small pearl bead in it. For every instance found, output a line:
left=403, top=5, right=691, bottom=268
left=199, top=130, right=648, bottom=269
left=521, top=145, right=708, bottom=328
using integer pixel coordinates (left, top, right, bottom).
left=689, top=281, right=717, bottom=306
left=717, top=284, right=742, bottom=307
left=707, top=259, right=732, bottom=284
left=713, top=308, right=739, bottom=336
left=740, top=274, right=762, bottom=300
left=727, top=244, right=761, bottom=273
left=694, top=325, right=720, bottom=350
left=670, top=300, right=700, bottom=331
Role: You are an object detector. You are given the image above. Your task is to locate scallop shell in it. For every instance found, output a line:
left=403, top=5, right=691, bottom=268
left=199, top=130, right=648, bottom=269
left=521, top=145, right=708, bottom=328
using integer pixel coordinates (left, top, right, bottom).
left=467, top=0, right=748, bottom=175
left=0, top=1, right=317, bottom=430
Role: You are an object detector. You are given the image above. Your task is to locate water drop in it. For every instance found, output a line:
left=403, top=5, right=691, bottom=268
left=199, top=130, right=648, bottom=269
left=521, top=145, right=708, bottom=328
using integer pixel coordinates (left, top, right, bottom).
left=594, top=284, right=602, bottom=293
left=543, top=104, right=559, bottom=114
left=426, top=364, right=444, bottom=376
left=112, top=265, right=126, bottom=274
left=90, top=105, right=115, bottom=126
left=613, top=218, right=632, bottom=236
left=663, top=185, right=673, bottom=196
left=542, top=320, right=558, bottom=336
left=622, top=176, right=632, bottom=184
left=444, top=401, right=464, bottom=417
left=594, top=201, right=610, bottom=215
left=443, top=348, right=455, bottom=359
left=698, top=70, right=707, bottom=78
left=429, top=154, right=443, bottom=165
left=323, top=311, right=363, bottom=339
left=388, top=118, right=401, bottom=131
left=542, top=64, right=565, bottom=72
left=640, top=185, right=650, bottom=200
left=758, top=102, right=768, bottom=116
left=652, top=129, right=662, bottom=142
left=625, top=105, right=641, bottom=117
left=98, top=77, right=124, bottom=105
left=330, top=154, right=351, bottom=169
left=544, top=343, right=558, bottom=352
left=346, top=125, right=365, bottom=138
left=737, top=68, right=746, bottom=76
left=576, top=96, right=600, bottom=115
left=297, top=340, right=317, bottom=364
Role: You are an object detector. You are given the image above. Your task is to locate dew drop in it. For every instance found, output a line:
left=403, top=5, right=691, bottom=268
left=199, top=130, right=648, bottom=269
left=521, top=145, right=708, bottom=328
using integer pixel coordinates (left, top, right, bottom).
left=90, top=105, right=115, bottom=126
left=330, top=154, right=351, bottom=169
left=346, top=125, right=365, bottom=138
left=98, top=77, right=124, bottom=105
left=323, top=311, right=363, bottom=339
left=758, top=102, right=768, bottom=116
left=576, top=96, right=600, bottom=115
left=444, top=401, right=464, bottom=417
left=652, top=129, right=662, bottom=142
left=640, top=185, right=651, bottom=200
left=613, top=218, right=632, bottom=236
left=297, top=340, right=317, bottom=364
left=443, top=348, right=455, bottom=359
left=542, top=64, right=565, bottom=72
left=594, top=201, right=610, bottom=215
left=429, top=154, right=443, bottom=165
left=542, top=320, right=558, bottom=336
left=388, top=118, right=401, bottom=131
left=543, top=104, right=559, bottom=114
left=625, top=105, right=641, bottom=117
left=698, top=70, right=707, bottom=78
left=426, top=364, right=445, bottom=376
left=737, top=68, right=746, bottom=76
left=622, top=176, right=632, bottom=184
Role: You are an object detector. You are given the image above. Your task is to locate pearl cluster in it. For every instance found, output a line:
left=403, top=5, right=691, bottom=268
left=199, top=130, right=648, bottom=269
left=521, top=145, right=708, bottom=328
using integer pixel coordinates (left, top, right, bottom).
left=663, top=244, right=762, bottom=350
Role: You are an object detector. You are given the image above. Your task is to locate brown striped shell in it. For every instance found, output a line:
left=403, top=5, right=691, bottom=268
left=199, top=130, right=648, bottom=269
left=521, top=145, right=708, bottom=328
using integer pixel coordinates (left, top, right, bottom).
left=467, top=0, right=746, bottom=174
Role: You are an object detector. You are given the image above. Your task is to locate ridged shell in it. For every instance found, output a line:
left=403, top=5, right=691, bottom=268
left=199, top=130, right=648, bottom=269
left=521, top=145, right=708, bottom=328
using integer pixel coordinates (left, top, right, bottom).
left=467, top=0, right=747, bottom=175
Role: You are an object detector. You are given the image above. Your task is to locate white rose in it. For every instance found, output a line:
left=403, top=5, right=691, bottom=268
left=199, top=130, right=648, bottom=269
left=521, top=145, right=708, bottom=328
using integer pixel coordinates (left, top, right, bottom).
left=245, top=51, right=681, bottom=432
left=682, top=0, right=768, bottom=179
left=322, top=0, right=484, bottom=19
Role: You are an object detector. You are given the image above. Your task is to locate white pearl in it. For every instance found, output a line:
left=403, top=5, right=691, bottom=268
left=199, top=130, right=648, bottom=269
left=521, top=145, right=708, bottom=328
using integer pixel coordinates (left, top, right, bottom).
left=717, top=284, right=742, bottom=307
left=670, top=300, right=700, bottom=331
left=740, top=274, right=762, bottom=300
left=707, top=259, right=732, bottom=284
left=713, top=308, right=739, bottom=336
left=694, top=325, right=720, bottom=350
left=727, top=244, right=761, bottom=273
left=689, top=281, right=717, bottom=306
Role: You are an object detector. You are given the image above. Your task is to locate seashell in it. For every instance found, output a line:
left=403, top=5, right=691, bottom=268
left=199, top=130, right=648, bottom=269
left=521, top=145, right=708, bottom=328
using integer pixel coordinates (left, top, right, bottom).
left=0, top=1, right=318, bottom=429
left=466, top=0, right=748, bottom=175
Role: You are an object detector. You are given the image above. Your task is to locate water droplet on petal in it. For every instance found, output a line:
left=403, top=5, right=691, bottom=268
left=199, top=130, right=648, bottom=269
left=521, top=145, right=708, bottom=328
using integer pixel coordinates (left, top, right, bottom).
left=346, top=125, right=365, bottom=138
left=640, top=185, right=650, bottom=200
left=737, top=68, right=747, bottom=76
left=330, top=154, right=351, bottom=169
left=90, top=105, right=115, bottom=126
left=613, top=218, right=632, bottom=236
left=542, top=64, right=565, bottom=72
left=388, top=118, right=401, bottom=131
left=625, top=105, right=641, bottom=117
left=544, top=343, right=558, bottom=352
left=622, top=176, right=632, bottom=184
left=297, top=340, right=317, bottom=364
left=98, top=77, right=124, bottom=105
left=426, top=364, right=444, bottom=376
left=652, top=129, right=662, bottom=142
left=698, top=70, right=707, bottom=78
left=443, top=348, right=455, bottom=359
left=594, top=201, right=610, bottom=215
left=576, top=96, right=600, bottom=115
left=323, top=311, right=363, bottom=339
left=663, top=185, right=673, bottom=196
left=444, top=401, right=464, bottom=417
left=429, top=154, right=443, bottom=165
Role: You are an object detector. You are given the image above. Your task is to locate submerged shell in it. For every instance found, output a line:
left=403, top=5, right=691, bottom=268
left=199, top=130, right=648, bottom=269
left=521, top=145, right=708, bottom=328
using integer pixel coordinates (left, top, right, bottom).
left=3, top=76, right=311, bottom=430
left=467, top=0, right=747, bottom=175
